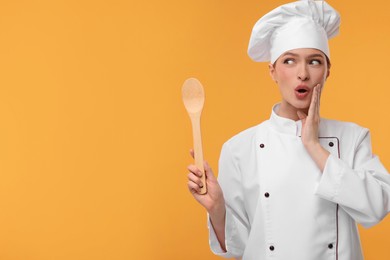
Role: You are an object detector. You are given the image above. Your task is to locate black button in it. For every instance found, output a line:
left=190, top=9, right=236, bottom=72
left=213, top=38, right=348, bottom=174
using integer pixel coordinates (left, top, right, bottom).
left=328, top=243, right=333, bottom=249
left=260, top=143, right=265, bottom=148
left=269, top=245, right=275, bottom=251
left=264, top=192, right=270, bottom=198
left=329, top=142, right=334, bottom=147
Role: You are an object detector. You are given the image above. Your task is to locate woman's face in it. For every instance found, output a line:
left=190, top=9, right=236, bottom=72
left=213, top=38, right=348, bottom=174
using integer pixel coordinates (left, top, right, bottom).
left=269, top=48, right=330, bottom=114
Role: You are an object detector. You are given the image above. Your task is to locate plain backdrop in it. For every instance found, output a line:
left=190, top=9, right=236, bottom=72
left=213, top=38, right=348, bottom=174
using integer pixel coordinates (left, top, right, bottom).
left=0, top=0, right=389, bottom=259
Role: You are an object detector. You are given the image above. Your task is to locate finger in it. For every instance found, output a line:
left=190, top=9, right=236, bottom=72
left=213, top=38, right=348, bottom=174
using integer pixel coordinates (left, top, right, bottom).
left=297, top=110, right=307, bottom=121
left=187, top=172, right=204, bottom=188
left=187, top=165, right=203, bottom=177
left=308, top=85, right=318, bottom=117
left=204, top=161, right=216, bottom=181
left=314, top=85, right=321, bottom=120
left=188, top=181, right=201, bottom=194
left=317, top=84, right=322, bottom=115
left=189, top=149, right=194, bottom=159
left=317, top=84, right=322, bottom=108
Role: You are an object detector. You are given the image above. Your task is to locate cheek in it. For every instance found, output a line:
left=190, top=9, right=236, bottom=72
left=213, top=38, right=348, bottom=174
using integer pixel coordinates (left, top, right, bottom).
left=320, top=70, right=328, bottom=82
left=312, top=69, right=328, bottom=83
left=275, top=67, right=293, bottom=82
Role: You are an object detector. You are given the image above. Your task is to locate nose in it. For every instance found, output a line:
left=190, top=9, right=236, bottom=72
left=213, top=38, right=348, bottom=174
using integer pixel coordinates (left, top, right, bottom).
left=297, top=64, right=309, bottom=81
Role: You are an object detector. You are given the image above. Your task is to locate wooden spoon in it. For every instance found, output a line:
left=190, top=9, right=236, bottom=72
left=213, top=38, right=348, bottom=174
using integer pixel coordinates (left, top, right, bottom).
left=182, top=78, right=206, bottom=194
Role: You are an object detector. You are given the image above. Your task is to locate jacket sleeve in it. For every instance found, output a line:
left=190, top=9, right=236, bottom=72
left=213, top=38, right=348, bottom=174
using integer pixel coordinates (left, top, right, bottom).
left=208, top=141, right=249, bottom=258
left=315, top=128, right=390, bottom=227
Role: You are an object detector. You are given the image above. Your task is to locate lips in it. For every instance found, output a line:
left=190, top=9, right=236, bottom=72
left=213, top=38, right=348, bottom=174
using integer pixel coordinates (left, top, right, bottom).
left=295, top=85, right=310, bottom=99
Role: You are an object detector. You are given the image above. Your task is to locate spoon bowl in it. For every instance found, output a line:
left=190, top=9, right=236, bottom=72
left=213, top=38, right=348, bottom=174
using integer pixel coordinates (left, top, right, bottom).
left=182, top=78, right=205, bottom=114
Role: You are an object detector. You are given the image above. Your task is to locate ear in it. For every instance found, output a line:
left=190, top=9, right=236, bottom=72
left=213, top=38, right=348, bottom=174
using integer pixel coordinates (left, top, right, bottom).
left=269, top=63, right=277, bottom=82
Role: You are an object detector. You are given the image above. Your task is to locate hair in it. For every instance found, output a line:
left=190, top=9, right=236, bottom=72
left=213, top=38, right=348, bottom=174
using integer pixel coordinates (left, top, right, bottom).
left=326, top=55, right=331, bottom=69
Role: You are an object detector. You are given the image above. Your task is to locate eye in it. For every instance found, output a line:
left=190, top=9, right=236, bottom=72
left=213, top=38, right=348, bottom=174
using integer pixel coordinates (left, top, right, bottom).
left=283, top=58, right=295, bottom=65
left=309, top=59, right=322, bottom=65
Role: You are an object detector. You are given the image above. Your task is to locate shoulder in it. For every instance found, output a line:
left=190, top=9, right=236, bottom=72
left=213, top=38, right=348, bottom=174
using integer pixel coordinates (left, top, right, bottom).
left=320, top=118, right=370, bottom=143
left=222, top=120, right=270, bottom=151
left=321, top=118, right=367, bottom=132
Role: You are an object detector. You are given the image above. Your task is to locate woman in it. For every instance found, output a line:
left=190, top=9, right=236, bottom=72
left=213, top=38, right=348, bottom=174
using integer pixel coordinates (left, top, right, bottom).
left=186, top=1, right=390, bottom=259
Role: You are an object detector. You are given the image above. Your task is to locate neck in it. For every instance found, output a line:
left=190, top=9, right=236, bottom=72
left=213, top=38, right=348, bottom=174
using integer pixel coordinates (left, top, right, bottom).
left=277, top=102, right=308, bottom=121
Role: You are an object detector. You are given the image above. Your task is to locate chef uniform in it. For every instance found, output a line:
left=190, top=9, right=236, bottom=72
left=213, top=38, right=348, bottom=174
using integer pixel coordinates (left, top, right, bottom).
left=207, top=1, right=390, bottom=260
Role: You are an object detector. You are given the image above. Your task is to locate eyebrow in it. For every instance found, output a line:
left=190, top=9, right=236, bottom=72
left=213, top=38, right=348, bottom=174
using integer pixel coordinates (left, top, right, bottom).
left=281, top=52, right=325, bottom=59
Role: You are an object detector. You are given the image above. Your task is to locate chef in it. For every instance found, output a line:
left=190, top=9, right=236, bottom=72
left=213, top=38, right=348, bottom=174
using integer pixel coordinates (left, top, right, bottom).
left=186, top=0, right=390, bottom=259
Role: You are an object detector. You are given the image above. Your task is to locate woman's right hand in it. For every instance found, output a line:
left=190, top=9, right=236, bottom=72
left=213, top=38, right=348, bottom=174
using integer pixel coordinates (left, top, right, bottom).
left=187, top=150, right=225, bottom=216
left=187, top=149, right=227, bottom=251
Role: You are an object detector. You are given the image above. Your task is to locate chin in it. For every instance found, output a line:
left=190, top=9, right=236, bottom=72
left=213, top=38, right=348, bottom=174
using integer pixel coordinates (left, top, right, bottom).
left=290, top=100, right=311, bottom=110
left=295, top=104, right=310, bottom=110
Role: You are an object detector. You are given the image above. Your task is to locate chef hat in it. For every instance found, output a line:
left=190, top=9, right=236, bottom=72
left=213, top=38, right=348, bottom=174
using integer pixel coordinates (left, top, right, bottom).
left=248, top=0, right=340, bottom=63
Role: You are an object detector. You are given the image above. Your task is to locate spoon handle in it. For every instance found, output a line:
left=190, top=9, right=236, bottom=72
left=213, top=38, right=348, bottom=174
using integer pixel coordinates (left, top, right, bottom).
left=190, top=113, right=207, bottom=194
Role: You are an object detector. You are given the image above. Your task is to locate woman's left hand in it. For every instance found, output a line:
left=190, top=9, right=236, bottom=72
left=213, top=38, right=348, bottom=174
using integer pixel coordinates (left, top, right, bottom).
left=297, top=84, right=330, bottom=172
left=297, top=84, right=321, bottom=146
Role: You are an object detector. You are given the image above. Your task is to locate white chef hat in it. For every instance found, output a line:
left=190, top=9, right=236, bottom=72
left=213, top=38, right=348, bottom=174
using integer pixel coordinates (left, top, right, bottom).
left=248, top=0, right=340, bottom=63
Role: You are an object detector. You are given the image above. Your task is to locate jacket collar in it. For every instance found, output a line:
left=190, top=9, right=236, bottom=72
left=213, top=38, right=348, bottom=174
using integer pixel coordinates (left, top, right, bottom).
left=269, top=103, right=302, bottom=136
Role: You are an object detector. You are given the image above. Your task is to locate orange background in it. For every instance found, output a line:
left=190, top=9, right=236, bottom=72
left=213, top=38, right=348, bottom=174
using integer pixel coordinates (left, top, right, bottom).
left=0, top=0, right=389, bottom=259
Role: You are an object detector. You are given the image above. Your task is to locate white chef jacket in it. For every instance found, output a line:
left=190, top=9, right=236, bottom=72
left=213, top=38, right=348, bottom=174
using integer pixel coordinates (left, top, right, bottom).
left=208, top=104, right=390, bottom=260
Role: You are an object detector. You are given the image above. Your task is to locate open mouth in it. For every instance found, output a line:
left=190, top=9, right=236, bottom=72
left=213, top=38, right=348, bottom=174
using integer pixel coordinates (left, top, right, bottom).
left=295, top=85, right=310, bottom=99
